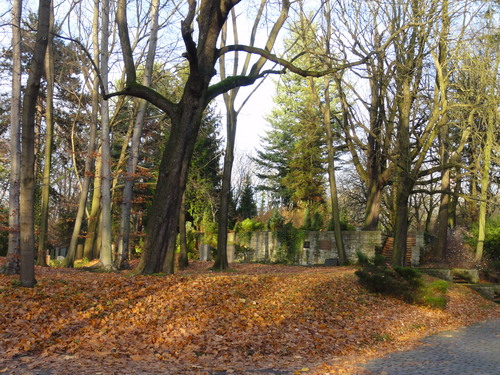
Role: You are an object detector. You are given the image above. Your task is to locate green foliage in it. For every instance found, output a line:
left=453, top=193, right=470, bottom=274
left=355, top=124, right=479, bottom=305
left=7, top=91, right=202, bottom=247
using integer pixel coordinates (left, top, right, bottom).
left=268, top=209, right=285, bottom=231
left=355, top=263, right=422, bottom=303
left=355, top=254, right=447, bottom=308
left=185, top=106, right=223, bottom=230
left=254, top=72, right=326, bottom=207
left=302, top=207, right=325, bottom=231
left=49, top=258, right=64, bottom=268
left=327, top=209, right=356, bottom=231
left=74, top=257, right=91, bottom=268
left=421, top=280, right=449, bottom=309
left=275, top=222, right=305, bottom=265
left=468, top=215, right=500, bottom=262
left=238, top=218, right=265, bottom=233
left=236, top=180, right=258, bottom=220
left=233, top=218, right=264, bottom=262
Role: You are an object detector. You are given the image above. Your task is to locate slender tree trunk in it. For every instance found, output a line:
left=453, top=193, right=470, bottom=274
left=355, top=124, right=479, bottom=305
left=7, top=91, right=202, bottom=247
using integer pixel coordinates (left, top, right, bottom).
left=98, top=0, right=114, bottom=270
left=82, top=1, right=101, bottom=261
left=178, top=192, right=189, bottom=270
left=475, top=111, right=494, bottom=262
left=434, top=0, right=450, bottom=261
left=322, top=77, right=347, bottom=264
left=2, top=0, right=22, bottom=275
left=37, top=2, right=54, bottom=266
left=64, top=0, right=100, bottom=267
left=213, top=2, right=287, bottom=270
left=214, top=106, right=236, bottom=270
left=116, top=0, right=160, bottom=269
left=435, top=159, right=450, bottom=260
left=20, top=0, right=51, bottom=287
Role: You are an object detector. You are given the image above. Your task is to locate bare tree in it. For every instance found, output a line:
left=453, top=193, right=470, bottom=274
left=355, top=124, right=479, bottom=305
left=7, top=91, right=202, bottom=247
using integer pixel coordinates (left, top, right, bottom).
left=36, top=0, right=55, bottom=267
left=19, top=0, right=51, bottom=287
left=214, top=1, right=289, bottom=270
left=116, top=0, right=161, bottom=270
left=2, top=0, right=22, bottom=275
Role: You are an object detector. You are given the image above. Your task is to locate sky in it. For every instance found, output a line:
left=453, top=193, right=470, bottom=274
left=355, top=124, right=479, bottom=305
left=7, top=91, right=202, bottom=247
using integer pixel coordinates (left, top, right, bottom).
left=214, top=76, right=277, bottom=157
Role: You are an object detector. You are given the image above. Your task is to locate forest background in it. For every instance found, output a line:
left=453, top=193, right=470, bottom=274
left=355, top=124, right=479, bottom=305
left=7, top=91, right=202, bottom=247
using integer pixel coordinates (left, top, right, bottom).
left=0, top=0, right=499, bottom=285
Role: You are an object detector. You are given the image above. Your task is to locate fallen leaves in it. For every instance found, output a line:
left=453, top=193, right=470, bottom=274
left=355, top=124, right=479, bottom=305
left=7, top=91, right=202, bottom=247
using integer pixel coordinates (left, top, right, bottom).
left=0, top=259, right=498, bottom=374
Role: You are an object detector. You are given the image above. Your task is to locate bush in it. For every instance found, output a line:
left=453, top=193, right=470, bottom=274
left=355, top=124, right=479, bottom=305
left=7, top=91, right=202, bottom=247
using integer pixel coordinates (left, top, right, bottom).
left=468, top=216, right=500, bottom=262
left=355, top=254, right=448, bottom=308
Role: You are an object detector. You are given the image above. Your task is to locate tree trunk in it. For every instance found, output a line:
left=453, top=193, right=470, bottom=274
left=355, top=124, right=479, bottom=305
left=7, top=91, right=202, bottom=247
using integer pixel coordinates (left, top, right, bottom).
left=37, top=2, right=54, bottom=266
left=434, top=0, right=450, bottom=261
left=178, top=192, right=189, bottom=270
left=83, top=150, right=102, bottom=259
left=322, top=77, right=347, bottom=265
left=392, top=79, right=412, bottom=267
left=2, top=0, right=22, bottom=275
left=20, top=0, right=51, bottom=287
left=364, top=185, right=383, bottom=231
left=475, top=111, right=494, bottom=262
left=214, top=106, right=236, bottom=270
left=98, top=0, right=114, bottom=270
left=435, top=162, right=450, bottom=261
left=134, top=101, right=205, bottom=275
left=82, top=0, right=101, bottom=262
left=392, top=187, right=411, bottom=266
left=116, top=0, right=160, bottom=270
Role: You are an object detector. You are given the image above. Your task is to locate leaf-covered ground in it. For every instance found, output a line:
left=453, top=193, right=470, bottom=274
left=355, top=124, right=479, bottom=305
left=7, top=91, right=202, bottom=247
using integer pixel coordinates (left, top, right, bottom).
left=1, top=259, right=499, bottom=374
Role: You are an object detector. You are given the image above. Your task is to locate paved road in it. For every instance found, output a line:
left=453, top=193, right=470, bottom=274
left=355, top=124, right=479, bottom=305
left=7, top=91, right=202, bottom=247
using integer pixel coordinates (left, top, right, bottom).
left=361, top=319, right=500, bottom=375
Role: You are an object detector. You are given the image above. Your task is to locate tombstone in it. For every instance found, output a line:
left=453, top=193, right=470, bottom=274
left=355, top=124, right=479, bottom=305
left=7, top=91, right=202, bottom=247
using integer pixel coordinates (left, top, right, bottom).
left=324, top=258, right=338, bottom=266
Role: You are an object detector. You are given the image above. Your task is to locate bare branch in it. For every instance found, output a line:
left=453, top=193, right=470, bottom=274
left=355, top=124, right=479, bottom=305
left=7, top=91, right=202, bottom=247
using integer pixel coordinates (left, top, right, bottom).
left=219, top=44, right=370, bottom=77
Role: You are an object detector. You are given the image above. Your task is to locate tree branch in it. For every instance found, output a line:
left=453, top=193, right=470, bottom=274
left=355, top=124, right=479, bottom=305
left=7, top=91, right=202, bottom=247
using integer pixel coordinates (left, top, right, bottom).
left=206, top=68, right=285, bottom=103
left=106, top=83, right=178, bottom=120
left=219, top=44, right=371, bottom=77
left=117, top=0, right=136, bottom=84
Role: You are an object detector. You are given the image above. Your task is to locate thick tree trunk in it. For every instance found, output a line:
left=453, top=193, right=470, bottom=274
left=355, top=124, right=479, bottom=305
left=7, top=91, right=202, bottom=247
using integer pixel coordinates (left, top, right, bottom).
left=2, top=0, right=23, bottom=275
left=37, top=2, right=54, bottom=266
left=392, top=187, right=411, bottom=267
left=364, top=184, right=383, bottom=231
left=83, top=151, right=102, bottom=259
left=135, top=101, right=205, bottom=275
left=20, top=0, right=51, bottom=287
left=392, top=78, right=412, bottom=267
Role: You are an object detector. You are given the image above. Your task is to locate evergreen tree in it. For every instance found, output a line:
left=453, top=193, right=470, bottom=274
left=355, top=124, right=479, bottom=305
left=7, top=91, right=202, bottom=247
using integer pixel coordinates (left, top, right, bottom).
left=237, top=178, right=258, bottom=220
left=254, top=73, right=326, bottom=207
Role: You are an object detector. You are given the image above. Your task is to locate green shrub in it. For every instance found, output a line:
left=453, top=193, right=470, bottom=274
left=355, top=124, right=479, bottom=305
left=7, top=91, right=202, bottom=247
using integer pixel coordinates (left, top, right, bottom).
left=355, top=255, right=447, bottom=308
left=468, top=216, right=500, bottom=261
left=275, top=222, right=305, bottom=264
left=268, top=209, right=284, bottom=231
left=421, top=280, right=449, bottom=309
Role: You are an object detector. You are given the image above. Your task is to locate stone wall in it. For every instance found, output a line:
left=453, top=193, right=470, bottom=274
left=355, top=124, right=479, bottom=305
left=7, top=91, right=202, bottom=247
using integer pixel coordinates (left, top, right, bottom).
left=201, top=231, right=385, bottom=265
